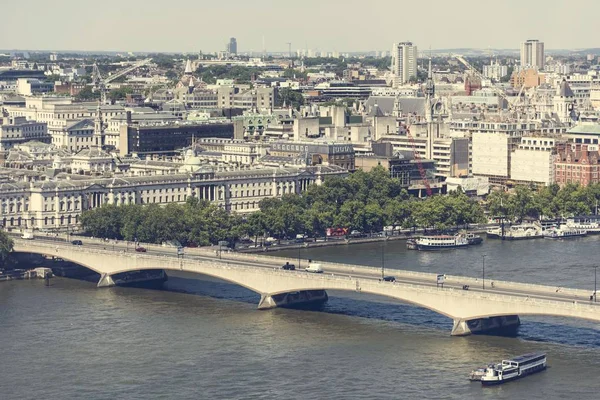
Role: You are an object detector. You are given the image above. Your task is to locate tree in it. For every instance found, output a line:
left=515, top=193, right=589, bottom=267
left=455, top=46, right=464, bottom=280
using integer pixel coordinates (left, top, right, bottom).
left=276, top=87, right=304, bottom=109
left=0, top=231, right=14, bottom=266
left=108, top=86, right=133, bottom=102
left=75, top=86, right=100, bottom=101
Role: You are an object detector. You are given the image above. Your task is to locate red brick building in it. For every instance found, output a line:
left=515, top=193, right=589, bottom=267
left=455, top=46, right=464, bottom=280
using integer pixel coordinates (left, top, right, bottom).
left=555, top=143, right=600, bottom=186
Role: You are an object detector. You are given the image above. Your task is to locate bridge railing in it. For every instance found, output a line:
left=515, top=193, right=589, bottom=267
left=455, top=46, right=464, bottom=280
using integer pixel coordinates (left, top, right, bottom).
left=212, top=250, right=591, bottom=297
left=17, top=237, right=589, bottom=297
left=16, top=241, right=600, bottom=314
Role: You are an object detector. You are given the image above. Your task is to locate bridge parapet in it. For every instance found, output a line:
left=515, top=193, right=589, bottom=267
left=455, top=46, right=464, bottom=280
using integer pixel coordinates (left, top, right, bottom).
left=13, top=240, right=600, bottom=335
left=15, top=241, right=600, bottom=311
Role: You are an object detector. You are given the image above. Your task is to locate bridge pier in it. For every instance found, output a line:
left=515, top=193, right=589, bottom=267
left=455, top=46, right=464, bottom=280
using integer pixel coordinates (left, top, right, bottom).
left=97, top=273, right=115, bottom=288
left=257, top=290, right=329, bottom=310
left=451, top=315, right=521, bottom=336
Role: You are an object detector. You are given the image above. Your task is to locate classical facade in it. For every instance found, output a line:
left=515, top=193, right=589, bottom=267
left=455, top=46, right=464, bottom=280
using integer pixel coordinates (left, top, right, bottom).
left=0, top=165, right=346, bottom=230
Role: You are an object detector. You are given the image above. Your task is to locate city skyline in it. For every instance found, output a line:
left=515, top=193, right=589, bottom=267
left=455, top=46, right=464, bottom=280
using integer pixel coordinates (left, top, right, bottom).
left=1, top=0, right=598, bottom=53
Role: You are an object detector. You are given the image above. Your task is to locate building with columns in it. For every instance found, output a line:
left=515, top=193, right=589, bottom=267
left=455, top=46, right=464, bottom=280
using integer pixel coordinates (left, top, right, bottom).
left=0, top=164, right=346, bottom=230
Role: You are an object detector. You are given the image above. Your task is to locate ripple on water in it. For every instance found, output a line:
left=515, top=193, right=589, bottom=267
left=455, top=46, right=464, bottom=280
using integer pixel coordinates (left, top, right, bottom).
left=3, top=238, right=600, bottom=400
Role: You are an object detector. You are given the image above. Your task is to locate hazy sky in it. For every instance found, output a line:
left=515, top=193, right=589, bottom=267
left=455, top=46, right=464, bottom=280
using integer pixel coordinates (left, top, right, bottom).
left=1, top=0, right=598, bottom=53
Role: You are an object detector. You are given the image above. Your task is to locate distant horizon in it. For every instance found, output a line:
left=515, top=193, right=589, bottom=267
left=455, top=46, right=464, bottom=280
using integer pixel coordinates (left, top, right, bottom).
left=1, top=0, right=598, bottom=53
left=1, top=47, right=599, bottom=57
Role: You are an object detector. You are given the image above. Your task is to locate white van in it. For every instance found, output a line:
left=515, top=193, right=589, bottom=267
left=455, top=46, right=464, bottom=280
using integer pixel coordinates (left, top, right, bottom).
left=305, top=262, right=323, bottom=273
left=21, top=231, right=34, bottom=240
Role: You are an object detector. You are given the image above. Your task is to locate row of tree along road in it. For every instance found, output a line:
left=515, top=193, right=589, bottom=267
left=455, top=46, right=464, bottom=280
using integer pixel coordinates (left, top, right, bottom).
left=78, top=167, right=600, bottom=248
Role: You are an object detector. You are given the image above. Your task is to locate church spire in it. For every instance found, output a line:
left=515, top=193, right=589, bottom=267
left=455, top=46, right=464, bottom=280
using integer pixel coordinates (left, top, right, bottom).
left=184, top=59, right=193, bottom=75
left=94, top=101, right=105, bottom=147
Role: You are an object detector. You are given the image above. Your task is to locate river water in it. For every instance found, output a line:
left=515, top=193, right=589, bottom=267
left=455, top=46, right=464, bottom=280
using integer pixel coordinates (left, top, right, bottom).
left=1, top=237, right=599, bottom=399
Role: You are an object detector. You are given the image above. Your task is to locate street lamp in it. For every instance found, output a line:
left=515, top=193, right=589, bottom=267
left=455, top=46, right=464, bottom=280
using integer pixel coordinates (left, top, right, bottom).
left=298, top=245, right=301, bottom=270
left=595, top=266, right=597, bottom=303
left=381, top=241, right=385, bottom=279
left=482, top=254, right=486, bottom=290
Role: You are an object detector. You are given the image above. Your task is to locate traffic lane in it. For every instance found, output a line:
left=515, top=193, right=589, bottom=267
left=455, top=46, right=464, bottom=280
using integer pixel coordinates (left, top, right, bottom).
left=17, top=239, right=596, bottom=304
left=343, top=270, right=595, bottom=305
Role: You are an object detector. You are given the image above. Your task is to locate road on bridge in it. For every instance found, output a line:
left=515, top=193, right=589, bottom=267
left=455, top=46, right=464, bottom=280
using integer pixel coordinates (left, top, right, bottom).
left=10, top=233, right=600, bottom=309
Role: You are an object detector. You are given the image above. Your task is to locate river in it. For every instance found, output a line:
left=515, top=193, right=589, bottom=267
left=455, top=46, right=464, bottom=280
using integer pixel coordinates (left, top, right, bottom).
left=1, top=236, right=599, bottom=399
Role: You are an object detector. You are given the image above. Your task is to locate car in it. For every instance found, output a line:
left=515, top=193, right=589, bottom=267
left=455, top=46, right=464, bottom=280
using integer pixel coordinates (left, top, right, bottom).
left=381, top=275, right=396, bottom=282
left=71, top=240, right=83, bottom=246
left=281, top=262, right=296, bottom=270
left=135, top=247, right=147, bottom=253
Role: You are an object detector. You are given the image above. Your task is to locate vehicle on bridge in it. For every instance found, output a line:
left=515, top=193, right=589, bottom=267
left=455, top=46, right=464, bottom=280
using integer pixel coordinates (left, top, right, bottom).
left=281, top=262, right=295, bottom=271
left=135, top=247, right=147, bottom=253
left=21, top=231, right=34, bottom=240
left=305, top=262, right=323, bottom=273
left=381, top=276, right=396, bottom=282
left=71, top=240, right=83, bottom=246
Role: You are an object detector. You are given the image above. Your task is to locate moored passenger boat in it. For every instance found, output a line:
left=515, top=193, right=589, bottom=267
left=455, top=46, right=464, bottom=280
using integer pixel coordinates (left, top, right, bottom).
left=486, top=223, right=543, bottom=240
left=407, top=234, right=469, bottom=250
left=565, top=215, right=600, bottom=234
left=480, top=352, right=547, bottom=386
left=544, top=225, right=587, bottom=239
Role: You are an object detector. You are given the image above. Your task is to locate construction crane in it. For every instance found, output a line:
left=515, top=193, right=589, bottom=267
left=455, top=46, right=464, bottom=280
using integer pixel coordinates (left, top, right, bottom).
left=453, top=54, right=521, bottom=110
left=92, top=58, right=153, bottom=104
left=404, top=120, right=433, bottom=197
left=286, top=42, right=292, bottom=59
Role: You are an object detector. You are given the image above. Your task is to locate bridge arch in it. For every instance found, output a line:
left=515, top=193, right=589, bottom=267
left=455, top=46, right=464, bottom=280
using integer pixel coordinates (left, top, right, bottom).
left=14, top=248, right=104, bottom=275
left=108, top=265, right=266, bottom=296
left=267, top=285, right=455, bottom=320
left=13, top=242, right=600, bottom=336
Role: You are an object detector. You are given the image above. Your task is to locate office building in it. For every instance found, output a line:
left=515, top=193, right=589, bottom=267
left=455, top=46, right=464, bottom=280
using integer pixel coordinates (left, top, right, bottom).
left=510, top=136, right=560, bottom=186
left=520, top=39, right=545, bottom=69
left=119, top=119, right=240, bottom=157
left=0, top=115, right=49, bottom=151
left=268, top=141, right=355, bottom=170
left=391, top=42, right=417, bottom=86
left=228, top=38, right=238, bottom=55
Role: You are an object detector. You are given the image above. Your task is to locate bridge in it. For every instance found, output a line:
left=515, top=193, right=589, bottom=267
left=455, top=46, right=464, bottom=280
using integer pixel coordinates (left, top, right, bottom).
left=12, top=238, right=600, bottom=336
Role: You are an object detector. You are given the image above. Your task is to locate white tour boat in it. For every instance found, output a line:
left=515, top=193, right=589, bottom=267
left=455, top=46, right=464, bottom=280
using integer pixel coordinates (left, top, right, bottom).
left=407, top=234, right=469, bottom=250
left=486, top=223, right=543, bottom=240
left=544, top=225, right=587, bottom=239
left=565, top=215, right=600, bottom=234
left=480, top=352, right=547, bottom=386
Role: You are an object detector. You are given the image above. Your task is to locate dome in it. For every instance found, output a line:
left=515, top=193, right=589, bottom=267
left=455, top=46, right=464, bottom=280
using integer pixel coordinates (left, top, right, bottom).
left=184, top=156, right=203, bottom=166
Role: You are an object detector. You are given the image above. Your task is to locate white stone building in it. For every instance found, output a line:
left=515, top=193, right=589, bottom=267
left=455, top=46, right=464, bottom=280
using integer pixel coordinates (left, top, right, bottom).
left=391, top=42, right=417, bottom=86
left=520, top=39, right=545, bottom=70
left=0, top=165, right=346, bottom=230
left=472, top=132, right=521, bottom=182
left=510, top=136, right=560, bottom=186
